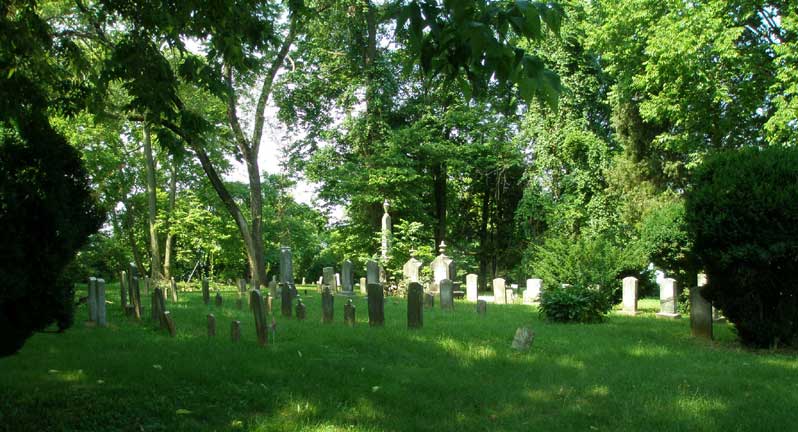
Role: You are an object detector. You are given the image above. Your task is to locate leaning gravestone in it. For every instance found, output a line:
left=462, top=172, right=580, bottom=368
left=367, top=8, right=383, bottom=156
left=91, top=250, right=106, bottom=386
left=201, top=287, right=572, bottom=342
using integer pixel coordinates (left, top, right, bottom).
left=231, top=320, right=241, bottom=342
left=163, top=311, right=176, bottom=337
left=367, top=283, right=385, bottom=327
left=691, top=273, right=713, bottom=339
left=407, top=282, right=423, bottom=329
left=511, top=327, right=535, bottom=351
left=439, top=279, right=454, bottom=311
left=295, top=299, right=306, bottom=320
left=523, top=279, right=542, bottom=304
left=280, top=283, right=292, bottom=318
left=657, top=278, right=681, bottom=318
left=207, top=314, right=216, bottom=337
left=621, top=277, right=639, bottom=315
left=321, top=286, right=334, bottom=323
left=202, top=278, right=210, bottom=305
left=366, top=260, right=380, bottom=285
left=493, top=278, right=507, bottom=305
left=466, top=274, right=478, bottom=302
left=344, top=299, right=356, bottom=327
left=342, top=260, right=354, bottom=294
left=250, top=290, right=268, bottom=346
left=88, top=277, right=97, bottom=322
left=476, top=300, right=487, bottom=315
left=96, top=278, right=107, bottom=327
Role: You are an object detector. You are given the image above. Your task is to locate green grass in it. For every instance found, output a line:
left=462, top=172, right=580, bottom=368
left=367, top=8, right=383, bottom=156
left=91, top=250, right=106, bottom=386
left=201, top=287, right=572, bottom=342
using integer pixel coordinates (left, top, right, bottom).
left=1, top=285, right=797, bottom=432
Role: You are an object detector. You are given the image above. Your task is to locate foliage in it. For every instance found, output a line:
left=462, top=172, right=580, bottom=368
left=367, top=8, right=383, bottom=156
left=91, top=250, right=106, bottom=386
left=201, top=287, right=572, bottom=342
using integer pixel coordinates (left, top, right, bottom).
left=685, top=147, right=798, bottom=348
left=538, top=284, right=613, bottom=323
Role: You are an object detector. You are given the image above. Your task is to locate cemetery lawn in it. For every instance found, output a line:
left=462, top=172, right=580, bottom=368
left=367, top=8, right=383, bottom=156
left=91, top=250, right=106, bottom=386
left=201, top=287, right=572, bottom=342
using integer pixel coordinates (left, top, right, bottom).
left=2, top=287, right=797, bottom=432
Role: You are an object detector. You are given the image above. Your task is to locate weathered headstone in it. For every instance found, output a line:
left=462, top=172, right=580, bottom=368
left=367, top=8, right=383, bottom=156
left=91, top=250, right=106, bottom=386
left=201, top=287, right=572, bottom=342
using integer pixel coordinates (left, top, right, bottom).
left=88, top=277, right=98, bottom=322
left=295, top=298, right=306, bottom=320
left=231, top=320, right=241, bottom=342
left=360, top=277, right=367, bottom=295
left=493, top=278, right=507, bottom=305
left=268, top=276, right=278, bottom=299
left=448, top=261, right=457, bottom=284
left=424, top=292, right=435, bottom=308
left=439, top=279, right=454, bottom=311
left=466, top=274, right=478, bottom=302
left=476, top=300, right=487, bottom=315
left=323, top=267, right=336, bottom=292
left=127, top=263, right=138, bottom=308
left=207, top=313, right=216, bottom=337
left=215, top=291, right=223, bottom=307
left=202, top=278, right=210, bottom=305
left=429, top=242, right=452, bottom=293
left=96, top=278, right=107, bottom=327
left=170, top=277, right=178, bottom=302
left=321, top=286, right=334, bottom=323
left=163, top=311, right=176, bottom=337
left=523, top=278, right=542, bottom=304
left=342, top=260, right=354, bottom=294
left=250, top=290, right=268, bottom=346
left=335, top=273, right=341, bottom=291
left=367, top=283, right=385, bottom=327
left=621, top=276, right=639, bottom=315
left=120, top=271, right=128, bottom=310
left=280, top=246, right=295, bottom=288
left=407, top=282, right=423, bottom=329
left=265, top=292, right=273, bottom=315
left=657, top=278, right=681, bottom=318
left=280, top=283, right=292, bottom=318
left=366, top=260, right=380, bottom=284
left=691, top=273, right=713, bottom=339
left=344, top=299, right=356, bottom=327
left=403, top=257, right=423, bottom=284
left=511, top=327, right=535, bottom=351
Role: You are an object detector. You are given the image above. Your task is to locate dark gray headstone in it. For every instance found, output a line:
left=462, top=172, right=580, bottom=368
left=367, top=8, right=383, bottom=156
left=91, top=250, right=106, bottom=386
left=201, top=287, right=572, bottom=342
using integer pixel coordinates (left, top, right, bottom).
left=323, top=267, right=336, bottom=291
left=280, top=247, right=295, bottom=285
left=321, top=286, right=334, bottom=323
left=342, top=260, right=354, bottom=293
left=407, top=282, right=423, bottom=329
left=367, top=283, right=384, bottom=327
left=344, top=299, right=356, bottom=327
left=476, top=300, right=487, bottom=315
left=215, top=291, right=223, bottom=307
left=231, top=320, right=241, bottom=342
left=202, top=278, right=210, bottom=305
left=366, top=260, right=380, bottom=284
left=691, top=274, right=713, bottom=340
left=296, top=299, right=306, bottom=320
left=280, top=283, right=292, bottom=318
left=88, top=277, right=97, bottom=322
left=250, top=289, right=268, bottom=346
left=447, top=261, right=457, bottom=283
left=440, top=279, right=454, bottom=311
left=96, top=278, right=107, bottom=327
left=207, top=313, right=216, bottom=337
left=424, top=292, right=435, bottom=308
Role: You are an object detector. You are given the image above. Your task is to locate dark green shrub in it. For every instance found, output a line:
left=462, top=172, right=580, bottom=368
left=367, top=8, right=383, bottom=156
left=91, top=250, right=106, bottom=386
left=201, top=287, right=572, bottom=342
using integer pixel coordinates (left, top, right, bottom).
left=685, top=147, right=798, bottom=348
left=539, top=285, right=613, bottom=323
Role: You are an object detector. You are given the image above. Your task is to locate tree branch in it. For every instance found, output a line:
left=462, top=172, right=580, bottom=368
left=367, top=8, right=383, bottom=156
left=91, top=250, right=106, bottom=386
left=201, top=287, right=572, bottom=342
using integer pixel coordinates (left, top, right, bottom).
left=223, top=63, right=252, bottom=158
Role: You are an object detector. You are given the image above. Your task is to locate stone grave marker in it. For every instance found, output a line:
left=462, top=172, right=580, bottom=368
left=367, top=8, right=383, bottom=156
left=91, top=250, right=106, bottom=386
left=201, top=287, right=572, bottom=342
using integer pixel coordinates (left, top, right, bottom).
left=335, top=273, right=341, bottom=291
left=342, top=260, right=354, bottom=294
left=407, top=282, right=423, bottom=329
left=120, top=271, right=128, bottom=310
left=207, top=314, right=216, bottom=337
left=523, top=279, right=542, bottom=304
left=466, top=274, right=478, bottom=302
left=360, top=277, right=367, bottom=295
left=202, top=278, right=210, bottom=305
left=691, top=273, right=713, bottom=339
left=96, top=278, right=107, bottom=327
left=88, top=277, right=97, bottom=322
left=429, top=242, right=452, bottom=293
left=296, top=299, right=306, bottom=320
left=321, top=286, right=334, bottom=323
left=366, top=260, right=380, bottom=284
left=367, top=283, right=385, bottom=327
left=621, top=277, right=639, bottom=315
left=280, top=283, right=292, bottom=318
left=323, top=267, right=335, bottom=291
left=403, top=257, right=423, bottom=284
left=215, top=291, right=223, bottom=307
left=268, top=276, right=278, bottom=299
left=476, top=300, right=487, bottom=315
left=657, top=278, right=681, bottom=318
left=511, top=327, right=535, bottom=351
left=440, top=279, right=454, bottom=311
left=250, top=290, right=268, bottom=346
left=280, top=246, right=296, bottom=297
left=493, top=278, right=507, bottom=305
left=344, top=299, right=356, bottom=327
left=231, top=320, right=241, bottom=342
left=425, top=292, right=435, bottom=308
left=163, top=311, right=176, bottom=337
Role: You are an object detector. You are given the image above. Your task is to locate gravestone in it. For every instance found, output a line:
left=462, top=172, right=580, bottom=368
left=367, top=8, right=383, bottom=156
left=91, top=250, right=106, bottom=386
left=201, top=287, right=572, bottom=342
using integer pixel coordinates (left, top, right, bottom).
left=407, top=282, right=423, bottom=329
left=120, top=271, right=128, bottom=310
left=163, top=311, right=176, bottom=337
left=268, top=276, right=278, bottom=299
left=344, top=299, right=356, bottom=327
left=202, top=278, right=210, bottom=305
left=381, top=200, right=392, bottom=282
left=429, top=242, right=452, bottom=293
left=657, top=278, right=681, bottom=318
left=132, top=276, right=142, bottom=320
left=280, top=246, right=295, bottom=296
left=367, top=283, right=385, bottom=327
left=302, top=277, right=306, bottom=285
left=342, top=260, right=354, bottom=294
left=360, top=277, right=367, bottom=295
left=691, top=273, right=713, bottom=339
left=127, top=263, right=138, bottom=308
left=96, top=278, right=107, bottom=327
left=87, top=277, right=97, bottom=322
left=366, top=260, right=380, bottom=284
left=448, top=261, right=457, bottom=284
left=295, top=299, right=306, bottom=320
left=215, top=291, right=223, bottom=307
left=280, top=283, right=292, bottom=318
left=323, top=267, right=336, bottom=291
left=207, top=314, right=216, bottom=337
left=231, top=320, right=241, bottom=342
left=493, top=278, right=507, bottom=304
left=466, top=274, right=478, bottom=302
left=523, top=278, right=542, bottom=304
left=321, top=286, right=334, bottom=323
left=403, top=257, right=423, bottom=284
left=439, top=279, right=454, bottom=311
left=511, top=327, right=535, bottom=351
left=265, top=293, right=273, bottom=315
left=335, top=273, right=341, bottom=291
left=250, top=290, right=268, bottom=346
left=424, top=293, right=435, bottom=308
left=170, top=277, right=178, bottom=302
left=621, top=277, right=639, bottom=315
left=476, top=300, right=487, bottom=315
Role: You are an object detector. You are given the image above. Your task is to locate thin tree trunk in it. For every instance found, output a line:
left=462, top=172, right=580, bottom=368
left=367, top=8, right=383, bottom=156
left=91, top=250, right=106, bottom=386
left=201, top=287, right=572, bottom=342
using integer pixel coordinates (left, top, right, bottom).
left=478, top=176, right=491, bottom=291
left=162, top=155, right=177, bottom=280
left=433, top=162, right=447, bottom=248
left=123, top=199, right=146, bottom=276
left=143, top=124, right=163, bottom=279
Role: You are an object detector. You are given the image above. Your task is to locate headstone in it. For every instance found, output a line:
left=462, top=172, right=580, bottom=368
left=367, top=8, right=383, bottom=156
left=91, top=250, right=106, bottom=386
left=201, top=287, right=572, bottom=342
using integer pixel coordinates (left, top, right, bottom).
left=321, top=286, right=334, bottom=323
left=367, top=283, right=385, bottom=327
left=511, top=327, right=535, bottom=351
left=268, top=277, right=278, bottom=299
left=163, top=311, right=176, bottom=337
left=335, top=273, right=341, bottom=291
left=323, top=267, right=336, bottom=291
left=523, top=279, right=542, bottom=304
left=280, top=283, right=292, bottom=318
left=429, top=242, right=452, bottom=292
left=381, top=200, right=393, bottom=282
left=295, top=299, right=306, bottom=320
left=439, top=279, right=454, bottom=311
left=506, top=288, right=515, bottom=303
left=407, top=282, right=423, bottom=329
left=344, top=299, right=356, bottom=327
left=250, top=290, right=268, bottom=346
left=360, top=277, right=367, bottom=295
left=132, top=276, right=142, bottom=320
left=657, top=278, right=681, bottom=318
left=120, top=271, right=128, bottom=310
left=207, top=314, right=216, bottom=337
left=231, top=320, right=241, bottom=342
left=621, top=277, right=639, bottom=315
left=493, top=278, right=507, bottom=305
left=265, top=293, right=273, bottom=315
left=96, top=278, right=107, bottom=327
left=342, top=260, right=354, bottom=294
left=127, top=263, right=138, bottom=308
left=713, top=307, right=726, bottom=323
left=366, top=260, right=380, bottom=284
left=215, top=291, right=223, bottom=307
left=202, top=278, right=210, bottom=305
left=476, top=300, right=487, bottom=315
left=88, top=277, right=98, bottom=322
left=691, top=273, right=713, bottom=339
left=448, top=261, right=457, bottom=283
left=170, top=277, right=178, bottom=302
left=466, top=274, right=478, bottom=302
left=403, top=257, right=423, bottom=284
left=280, top=246, right=295, bottom=287
left=424, top=292, right=435, bottom=308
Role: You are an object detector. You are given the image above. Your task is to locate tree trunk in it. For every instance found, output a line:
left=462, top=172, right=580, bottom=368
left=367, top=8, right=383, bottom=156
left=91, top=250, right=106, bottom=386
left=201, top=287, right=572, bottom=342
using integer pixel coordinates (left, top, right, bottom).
left=433, top=162, right=447, bottom=248
left=245, top=150, right=267, bottom=288
left=143, top=124, right=163, bottom=279
left=162, top=155, right=177, bottom=280
left=123, top=199, right=146, bottom=276
left=478, top=176, right=491, bottom=291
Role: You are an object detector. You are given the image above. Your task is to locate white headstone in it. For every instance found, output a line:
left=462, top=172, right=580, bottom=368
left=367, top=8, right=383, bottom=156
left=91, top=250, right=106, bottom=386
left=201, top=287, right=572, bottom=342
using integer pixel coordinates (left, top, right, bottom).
left=429, top=242, right=452, bottom=292
left=621, top=276, right=639, bottom=315
left=360, top=277, right=367, bottom=295
left=402, top=257, right=423, bottom=283
left=657, top=277, right=680, bottom=318
left=466, top=274, right=478, bottom=302
left=493, top=278, right=506, bottom=304
left=523, top=278, right=542, bottom=304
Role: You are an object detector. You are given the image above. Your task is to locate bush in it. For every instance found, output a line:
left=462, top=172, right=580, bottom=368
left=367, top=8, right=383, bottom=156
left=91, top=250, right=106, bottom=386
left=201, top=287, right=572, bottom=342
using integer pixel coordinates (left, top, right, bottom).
left=685, top=147, right=798, bottom=348
left=539, top=284, right=613, bottom=323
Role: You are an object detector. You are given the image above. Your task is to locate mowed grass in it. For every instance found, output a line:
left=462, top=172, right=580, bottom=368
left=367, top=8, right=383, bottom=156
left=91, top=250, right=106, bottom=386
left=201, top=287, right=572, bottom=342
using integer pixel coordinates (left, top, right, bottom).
left=1, top=285, right=797, bottom=432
